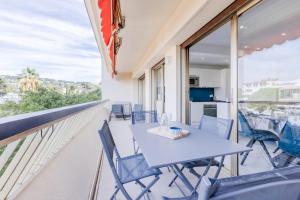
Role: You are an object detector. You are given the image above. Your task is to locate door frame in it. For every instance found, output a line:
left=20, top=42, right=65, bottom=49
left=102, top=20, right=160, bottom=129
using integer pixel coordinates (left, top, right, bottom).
left=138, top=74, right=146, bottom=107
left=151, top=59, right=165, bottom=112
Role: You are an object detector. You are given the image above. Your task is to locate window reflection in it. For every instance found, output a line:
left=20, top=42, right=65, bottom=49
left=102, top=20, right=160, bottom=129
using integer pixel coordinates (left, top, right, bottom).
left=238, top=0, right=300, bottom=174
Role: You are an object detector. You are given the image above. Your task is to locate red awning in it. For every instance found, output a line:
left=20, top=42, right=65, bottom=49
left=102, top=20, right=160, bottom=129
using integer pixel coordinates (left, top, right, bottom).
left=98, top=0, right=116, bottom=76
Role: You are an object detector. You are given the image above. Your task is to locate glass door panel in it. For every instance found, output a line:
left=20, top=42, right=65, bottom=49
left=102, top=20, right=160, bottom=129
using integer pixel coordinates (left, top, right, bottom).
left=138, top=75, right=145, bottom=108
left=152, top=63, right=165, bottom=116
left=238, top=0, right=300, bottom=174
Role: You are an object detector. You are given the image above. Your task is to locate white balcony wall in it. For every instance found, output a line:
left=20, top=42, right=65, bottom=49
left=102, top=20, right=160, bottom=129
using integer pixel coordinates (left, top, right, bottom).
left=164, top=46, right=181, bottom=121
left=101, top=64, right=134, bottom=103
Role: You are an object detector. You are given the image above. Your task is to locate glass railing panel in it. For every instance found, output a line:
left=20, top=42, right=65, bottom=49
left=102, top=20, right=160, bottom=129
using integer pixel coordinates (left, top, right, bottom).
left=0, top=100, right=108, bottom=199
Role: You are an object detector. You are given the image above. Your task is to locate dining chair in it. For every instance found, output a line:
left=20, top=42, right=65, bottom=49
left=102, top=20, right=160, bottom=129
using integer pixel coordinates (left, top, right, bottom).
left=110, top=104, right=125, bottom=121
left=163, top=166, right=300, bottom=200
left=274, top=121, right=300, bottom=168
left=99, top=120, right=161, bottom=200
left=238, top=110, right=279, bottom=167
left=131, top=110, right=158, bottom=154
left=168, top=115, right=233, bottom=187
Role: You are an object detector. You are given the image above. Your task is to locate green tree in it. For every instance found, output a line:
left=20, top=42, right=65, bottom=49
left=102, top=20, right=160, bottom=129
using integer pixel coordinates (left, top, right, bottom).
left=19, top=87, right=65, bottom=112
left=0, top=78, right=7, bottom=95
left=19, top=67, right=40, bottom=92
left=1, top=84, right=101, bottom=117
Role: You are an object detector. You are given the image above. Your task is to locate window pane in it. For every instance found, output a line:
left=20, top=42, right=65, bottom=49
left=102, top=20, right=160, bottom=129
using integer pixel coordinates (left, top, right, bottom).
left=238, top=0, right=300, bottom=174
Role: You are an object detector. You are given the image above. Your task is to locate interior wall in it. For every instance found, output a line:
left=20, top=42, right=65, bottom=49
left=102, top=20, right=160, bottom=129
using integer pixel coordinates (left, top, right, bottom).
left=189, top=65, right=221, bottom=87
left=216, top=68, right=231, bottom=101
left=189, top=65, right=230, bottom=101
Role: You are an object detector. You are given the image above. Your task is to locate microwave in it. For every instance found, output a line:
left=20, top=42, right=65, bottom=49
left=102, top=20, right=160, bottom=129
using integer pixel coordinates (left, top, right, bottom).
left=189, top=76, right=199, bottom=87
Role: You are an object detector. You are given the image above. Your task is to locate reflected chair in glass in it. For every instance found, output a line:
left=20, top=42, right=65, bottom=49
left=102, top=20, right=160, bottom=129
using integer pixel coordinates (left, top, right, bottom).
left=131, top=110, right=158, bottom=154
left=99, top=120, right=161, bottom=200
left=275, top=121, right=300, bottom=168
left=163, top=166, right=300, bottom=200
left=110, top=104, right=125, bottom=121
left=238, top=110, right=279, bottom=167
left=168, top=115, right=233, bottom=187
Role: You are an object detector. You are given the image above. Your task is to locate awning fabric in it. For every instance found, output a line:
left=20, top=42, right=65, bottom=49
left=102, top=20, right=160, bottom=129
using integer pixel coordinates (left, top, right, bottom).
left=98, top=0, right=116, bottom=76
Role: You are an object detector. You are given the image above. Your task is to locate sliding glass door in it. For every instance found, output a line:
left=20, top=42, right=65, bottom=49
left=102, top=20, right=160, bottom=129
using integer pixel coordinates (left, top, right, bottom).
left=152, top=61, right=165, bottom=116
left=182, top=0, right=300, bottom=175
left=237, top=0, right=300, bottom=174
left=138, top=75, right=145, bottom=108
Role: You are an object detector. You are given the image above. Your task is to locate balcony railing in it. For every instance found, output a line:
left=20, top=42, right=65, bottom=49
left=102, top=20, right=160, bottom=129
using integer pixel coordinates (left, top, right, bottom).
left=0, top=100, right=109, bottom=199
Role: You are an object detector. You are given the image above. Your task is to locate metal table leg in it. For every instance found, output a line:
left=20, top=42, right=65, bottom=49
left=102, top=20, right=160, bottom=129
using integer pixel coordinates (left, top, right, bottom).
left=172, top=164, right=194, bottom=192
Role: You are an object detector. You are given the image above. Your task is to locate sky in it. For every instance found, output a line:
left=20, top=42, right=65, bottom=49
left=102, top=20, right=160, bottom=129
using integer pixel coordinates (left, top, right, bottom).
left=0, top=0, right=101, bottom=83
left=239, top=38, right=300, bottom=84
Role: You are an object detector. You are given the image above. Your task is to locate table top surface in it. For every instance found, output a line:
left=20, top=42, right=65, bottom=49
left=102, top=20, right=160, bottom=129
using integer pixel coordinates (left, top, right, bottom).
left=130, top=122, right=252, bottom=168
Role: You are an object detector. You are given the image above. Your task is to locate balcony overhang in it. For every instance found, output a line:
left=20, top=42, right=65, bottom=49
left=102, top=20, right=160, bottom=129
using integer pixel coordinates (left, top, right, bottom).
left=85, top=0, right=236, bottom=79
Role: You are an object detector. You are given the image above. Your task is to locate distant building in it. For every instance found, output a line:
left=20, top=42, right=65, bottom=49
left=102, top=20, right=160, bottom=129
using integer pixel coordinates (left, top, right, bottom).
left=241, top=78, right=300, bottom=102
left=0, top=92, right=21, bottom=104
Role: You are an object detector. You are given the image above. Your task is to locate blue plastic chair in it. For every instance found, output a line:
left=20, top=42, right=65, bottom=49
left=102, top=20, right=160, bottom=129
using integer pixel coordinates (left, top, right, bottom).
left=110, top=104, right=125, bottom=120
left=99, top=120, right=161, bottom=200
left=274, top=122, right=300, bottom=167
left=168, top=116, right=233, bottom=187
left=163, top=166, right=300, bottom=200
left=131, top=110, right=158, bottom=154
left=238, top=110, right=279, bottom=167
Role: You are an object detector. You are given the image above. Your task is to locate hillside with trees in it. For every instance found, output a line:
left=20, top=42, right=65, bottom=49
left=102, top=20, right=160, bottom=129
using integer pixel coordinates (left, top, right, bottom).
left=0, top=68, right=101, bottom=117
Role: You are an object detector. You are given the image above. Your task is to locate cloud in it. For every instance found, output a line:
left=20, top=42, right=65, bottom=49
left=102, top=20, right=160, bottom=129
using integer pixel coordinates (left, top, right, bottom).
left=0, top=0, right=101, bottom=83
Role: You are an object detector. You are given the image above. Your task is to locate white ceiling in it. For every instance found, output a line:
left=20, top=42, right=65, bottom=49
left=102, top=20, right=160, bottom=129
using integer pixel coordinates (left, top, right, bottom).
left=117, top=0, right=181, bottom=72
left=189, top=21, right=231, bottom=67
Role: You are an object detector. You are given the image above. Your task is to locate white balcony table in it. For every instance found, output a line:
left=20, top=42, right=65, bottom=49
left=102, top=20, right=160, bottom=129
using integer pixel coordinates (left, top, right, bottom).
left=130, top=122, right=252, bottom=192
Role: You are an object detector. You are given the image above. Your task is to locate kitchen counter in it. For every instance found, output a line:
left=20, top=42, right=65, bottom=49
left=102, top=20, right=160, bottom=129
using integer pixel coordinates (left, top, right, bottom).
left=190, top=100, right=230, bottom=103
left=190, top=101, right=231, bottom=126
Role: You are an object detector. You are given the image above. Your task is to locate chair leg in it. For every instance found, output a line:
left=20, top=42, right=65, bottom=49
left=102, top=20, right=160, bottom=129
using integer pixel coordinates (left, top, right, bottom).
left=135, top=180, right=151, bottom=192
left=168, top=166, right=184, bottom=187
left=259, top=141, right=276, bottom=168
left=275, top=153, right=296, bottom=168
left=189, top=158, right=213, bottom=179
left=118, top=184, right=132, bottom=200
left=167, top=166, right=171, bottom=172
left=136, top=176, right=160, bottom=200
left=273, top=147, right=280, bottom=154
left=110, top=187, right=119, bottom=200
left=241, top=139, right=256, bottom=165
left=189, top=168, right=201, bottom=178
left=133, top=138, right=139, bottom=154
left=241, top=139, right=254, bottom=155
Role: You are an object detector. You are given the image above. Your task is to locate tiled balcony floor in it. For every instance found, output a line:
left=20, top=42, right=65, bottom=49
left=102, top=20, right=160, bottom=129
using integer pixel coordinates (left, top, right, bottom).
left=239, top=136, right=276, bottom=175
left=239, top=135, right=300, bottom=175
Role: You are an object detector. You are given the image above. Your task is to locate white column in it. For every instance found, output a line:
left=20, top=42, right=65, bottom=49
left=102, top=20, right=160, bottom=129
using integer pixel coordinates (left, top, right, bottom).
left=164, top=45, right=181, bottom=121
left=144, top=69, right=151, bottom=110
